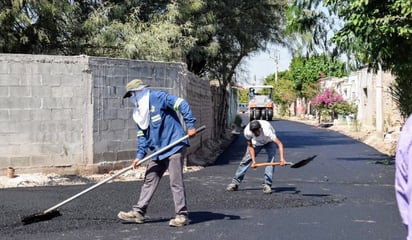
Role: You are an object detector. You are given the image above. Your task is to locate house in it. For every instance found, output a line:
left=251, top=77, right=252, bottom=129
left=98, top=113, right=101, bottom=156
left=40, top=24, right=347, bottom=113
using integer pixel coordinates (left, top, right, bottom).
left=318, top=68, right=402, bottom=135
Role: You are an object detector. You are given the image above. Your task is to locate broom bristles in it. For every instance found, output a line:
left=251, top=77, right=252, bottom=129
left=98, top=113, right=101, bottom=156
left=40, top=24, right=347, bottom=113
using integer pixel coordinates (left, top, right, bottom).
left=21, top=210, right=61, bottom=225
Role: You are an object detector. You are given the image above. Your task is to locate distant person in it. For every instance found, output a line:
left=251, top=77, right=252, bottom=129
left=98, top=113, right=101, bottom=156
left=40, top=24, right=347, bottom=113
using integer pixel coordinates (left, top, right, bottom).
left=226, top=120, right=286, bottom=194
left=249, top=88, right=255, bottom=98
left=118, top=79, right=197, bottom=227
left=395, top=114, right=412, bottom=240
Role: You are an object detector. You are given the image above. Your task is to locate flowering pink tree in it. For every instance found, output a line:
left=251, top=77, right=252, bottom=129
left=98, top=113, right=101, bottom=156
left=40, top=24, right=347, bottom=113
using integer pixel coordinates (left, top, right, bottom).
left=311, top=89, right=344, bottom=123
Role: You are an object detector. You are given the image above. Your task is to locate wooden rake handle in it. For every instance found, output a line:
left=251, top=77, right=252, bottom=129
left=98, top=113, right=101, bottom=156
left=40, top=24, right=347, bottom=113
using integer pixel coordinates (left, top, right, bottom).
left=251, top=162, right=293, bottom=168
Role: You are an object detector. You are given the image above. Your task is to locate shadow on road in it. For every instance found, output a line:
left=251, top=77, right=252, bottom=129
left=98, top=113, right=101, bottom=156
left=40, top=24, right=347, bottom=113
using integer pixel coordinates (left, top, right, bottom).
left=189, top=211, right=241, bottom=225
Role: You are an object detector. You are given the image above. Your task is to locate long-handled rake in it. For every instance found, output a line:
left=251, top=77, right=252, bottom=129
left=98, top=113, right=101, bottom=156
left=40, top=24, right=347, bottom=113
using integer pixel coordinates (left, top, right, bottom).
left=21, top=126, right=206, bottom=225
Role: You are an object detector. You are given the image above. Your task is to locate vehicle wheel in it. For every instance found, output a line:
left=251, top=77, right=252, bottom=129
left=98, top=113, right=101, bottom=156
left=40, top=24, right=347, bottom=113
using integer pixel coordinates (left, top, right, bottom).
left=250, top=109, right=255, bottom=121
left=261, top=109, right=267, bottom=120
left=255, top=109, right=261, bottom=120
left=267, top=109, right=273, bottom=121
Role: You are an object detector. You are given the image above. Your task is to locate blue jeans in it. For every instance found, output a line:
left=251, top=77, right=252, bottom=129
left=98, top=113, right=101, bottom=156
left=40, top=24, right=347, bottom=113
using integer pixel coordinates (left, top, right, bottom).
left=231, top=142, right=276, bottom=187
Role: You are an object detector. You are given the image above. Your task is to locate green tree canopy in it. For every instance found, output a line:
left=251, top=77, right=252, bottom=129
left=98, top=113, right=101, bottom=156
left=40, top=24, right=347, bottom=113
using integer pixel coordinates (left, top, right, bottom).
left=289, top=54, right=347, bottom=96
left=0, top=0, right=90, bottom=54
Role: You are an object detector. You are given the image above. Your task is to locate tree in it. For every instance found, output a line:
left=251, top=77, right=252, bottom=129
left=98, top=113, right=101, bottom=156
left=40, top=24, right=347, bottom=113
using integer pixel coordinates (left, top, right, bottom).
left=289, top=54, right=347, bottom=98
left=285, top=0, right=332, bottom=57
left=83, top=1, right=196, bottom=60
left=322, top=0, right=412, bottom=117
left=0, top=0, right=89, bottom=54
left=182, top=0, right=289, bottom=137
left=264, top=71, right=297, bottom=116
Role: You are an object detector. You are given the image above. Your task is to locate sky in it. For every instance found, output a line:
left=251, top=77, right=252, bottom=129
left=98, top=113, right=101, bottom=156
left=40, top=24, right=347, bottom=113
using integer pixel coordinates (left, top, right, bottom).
left=237, top=45, right=292, bottom=86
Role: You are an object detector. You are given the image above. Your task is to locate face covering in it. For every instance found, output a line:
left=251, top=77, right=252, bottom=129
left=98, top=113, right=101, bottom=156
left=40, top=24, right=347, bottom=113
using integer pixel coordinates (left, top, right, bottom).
left=130, top=88, right=150, bottom=130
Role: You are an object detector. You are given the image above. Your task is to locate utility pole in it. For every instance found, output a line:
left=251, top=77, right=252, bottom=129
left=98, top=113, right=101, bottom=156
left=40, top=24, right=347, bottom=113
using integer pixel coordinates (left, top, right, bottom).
left=274, top=49, right=279, bottom=82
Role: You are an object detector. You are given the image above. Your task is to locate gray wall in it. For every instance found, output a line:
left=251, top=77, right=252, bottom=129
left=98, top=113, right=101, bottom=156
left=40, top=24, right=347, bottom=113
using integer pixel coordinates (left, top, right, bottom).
left=0, top=54, right=213, bottom=175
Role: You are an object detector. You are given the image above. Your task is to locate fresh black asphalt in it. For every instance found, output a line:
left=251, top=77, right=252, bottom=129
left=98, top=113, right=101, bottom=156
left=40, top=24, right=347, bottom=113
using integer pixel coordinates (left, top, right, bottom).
left=0, top=119, right=405, bottom=239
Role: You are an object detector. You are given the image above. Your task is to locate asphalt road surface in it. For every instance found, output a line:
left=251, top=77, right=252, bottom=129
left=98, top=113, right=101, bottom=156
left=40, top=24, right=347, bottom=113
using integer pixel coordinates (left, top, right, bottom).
left=0, top=119, right=406, bottom=240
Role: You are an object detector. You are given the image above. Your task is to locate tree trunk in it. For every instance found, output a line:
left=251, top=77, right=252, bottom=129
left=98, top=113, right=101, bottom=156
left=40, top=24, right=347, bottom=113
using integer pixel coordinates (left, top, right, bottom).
left=211, top=85, right=229, bottom=139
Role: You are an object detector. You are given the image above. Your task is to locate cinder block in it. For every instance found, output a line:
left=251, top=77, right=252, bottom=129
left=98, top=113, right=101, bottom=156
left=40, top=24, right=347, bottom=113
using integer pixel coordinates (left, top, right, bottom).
left=31, top=155, right=53, bottom=166
left=9, top=62, right=27, bottom=74
left=0, top=74, right=19, bottom=86
left=107, top=140, right=121, bottom=152
left=42, top=73, right=61, bottom=86
left=117, top=150, right=135, bottom=161
left=102, top=109, right=118, bottom=120
left=0, top=121, right=16, bottom=133
left=0, top=97, right=41, bottom=109
left=103, top=152, right=116, bottom=162
left=50, top=109, right=72, bottom=120
left=30, top=109, right=52, bottom=121
left=0, top=157, right=11, bottom=168
left=94, top=120, right=109, bottom=132
left=106, top=97, right=121, bottom=109
left=0, top=144, right=20, bottom=156
left=9, top=156, right=31, bottom=167
left=51, top=86, right=74, bottom=98
left=0, top=86, right=8, bottom=97
left=9, top=109, right=30, bottom=121
left=0, top=109, right=9, bottom=121
left=31, top=86, right=51, bottom=96
left=93, top=152, right=104, bottom=163
left=0, top=63, right=8, bottom=74
left=5, top=132, right=31, bottom=144
left=122, top=139, right=137, bottom=150
left=110, top=119, right=125, bottom=130
left=93, top=141, right=109, bottom=153
left=51, top=155, right=76, bottom=166
left=60, top=74, right=84, bottom=87
left=117, top=108, right=131, bottom=120
left=20, top=74, right=42, bottom=86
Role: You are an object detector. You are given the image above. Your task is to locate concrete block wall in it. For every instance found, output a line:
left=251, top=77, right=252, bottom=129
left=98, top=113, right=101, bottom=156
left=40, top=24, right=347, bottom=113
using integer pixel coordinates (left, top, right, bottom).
left=0, top=54, right=92, bottom=173
left=380, top=72, right=402, bottom=128
left=354, top=68, right=401, bottom=132
left=0, top=54, right=213, bottom=175
left=88, top=57, right=213, bottom=168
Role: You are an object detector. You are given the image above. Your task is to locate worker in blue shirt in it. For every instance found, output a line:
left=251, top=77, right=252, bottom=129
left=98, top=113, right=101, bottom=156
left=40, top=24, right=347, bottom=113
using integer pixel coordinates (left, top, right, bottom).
left=118, top=79, right=197, bottom=227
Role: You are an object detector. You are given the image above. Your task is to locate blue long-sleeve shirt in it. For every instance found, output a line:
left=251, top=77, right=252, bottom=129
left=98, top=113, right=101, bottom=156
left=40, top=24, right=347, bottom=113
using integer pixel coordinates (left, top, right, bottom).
left=135, top=90, right=196, bottom=161
left=395, top=114, right=412, bottom=240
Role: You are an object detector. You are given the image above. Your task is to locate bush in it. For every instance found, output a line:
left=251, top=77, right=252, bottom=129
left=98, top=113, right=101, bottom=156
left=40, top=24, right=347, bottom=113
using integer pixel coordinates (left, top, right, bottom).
left=234, top=114, right=242, bottom=127
left=332, top=101, right=357, bottom=116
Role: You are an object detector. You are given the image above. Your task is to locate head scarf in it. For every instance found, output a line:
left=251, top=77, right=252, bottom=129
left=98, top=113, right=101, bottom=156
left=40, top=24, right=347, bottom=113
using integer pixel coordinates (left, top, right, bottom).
left=129, top=88, right=150, bottom=130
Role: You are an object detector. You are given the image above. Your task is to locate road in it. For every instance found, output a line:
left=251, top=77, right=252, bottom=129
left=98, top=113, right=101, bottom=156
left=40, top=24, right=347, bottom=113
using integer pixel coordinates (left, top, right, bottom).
left=0, top=119, right=405, bottom=240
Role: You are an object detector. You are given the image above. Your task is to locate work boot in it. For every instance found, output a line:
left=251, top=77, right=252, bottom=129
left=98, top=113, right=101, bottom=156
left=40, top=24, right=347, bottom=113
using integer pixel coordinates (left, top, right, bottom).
left=226, top=183, right=238, bottom=191
left=117, top=210, right=145, bottom=223
left=263, top=184, right=272, bottom=194
left=169, top=214, right=189, bottom=227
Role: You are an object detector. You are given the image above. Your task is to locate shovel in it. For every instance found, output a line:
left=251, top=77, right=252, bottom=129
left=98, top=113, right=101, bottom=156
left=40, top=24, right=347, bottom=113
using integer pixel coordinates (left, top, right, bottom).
left=21, top=125, right=206, bottom=225
left=251, top=155, right=316, bottom=169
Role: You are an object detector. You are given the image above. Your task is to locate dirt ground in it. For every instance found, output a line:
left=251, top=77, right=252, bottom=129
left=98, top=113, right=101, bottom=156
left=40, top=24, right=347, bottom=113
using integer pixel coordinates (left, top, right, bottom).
left=0, top=117, right=398, bottom=189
